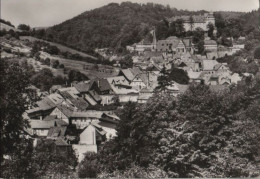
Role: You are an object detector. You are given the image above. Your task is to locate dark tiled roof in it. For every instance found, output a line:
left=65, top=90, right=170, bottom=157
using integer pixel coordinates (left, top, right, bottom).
left=47, top=126, right=67, bottom=139
left=91, top=79, right=112, bottom=92
left=43, top=116, right=68, bottom=126
left=74, top=83, right=90, bottom=93
left=55, top=138, right=69, bottom=146
left=56, top=104, right=74, bottom=118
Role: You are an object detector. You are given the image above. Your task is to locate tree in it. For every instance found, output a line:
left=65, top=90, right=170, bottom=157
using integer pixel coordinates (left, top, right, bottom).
left=175, top=19, right=185, bottom=37
left=45, top=45, right=60, bottom=55
left=30, top=139, right=78, bottom=177
left=30, top=68, right=54, bottom=91
left=156, top=65, right=171, bottom=91
left=0, top=61, right=31, bottom=158
left=59, top=64, right=65, bottom=68
left=78, top=152, right=99, bottom=178
left=120, top=55, right=133, bottom=69
left=17, top=24, right=30, bottom=31
left=169, top=67, right=189, bottom=84
left=189, top=16, right=194, bottom=31
left=207, top=23, right=215, bottom=39
left=254, top=46, right=260, bottom=59
left=52, top=60, right=59, bottom=68
left=192, top=27, right=205, bottom=44
left=68, top=70, right=89, bottom=83
left=44, top=58, right=51, bottom=66
left=79, top=77, right=260, bottom=177
left=0, top=60, right=37, bottom=178
left=197, top=40, right=205, bottom=54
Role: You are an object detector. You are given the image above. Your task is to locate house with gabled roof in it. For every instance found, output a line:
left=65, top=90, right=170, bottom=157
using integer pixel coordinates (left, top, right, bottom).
left=49, top=104, right=74, bottom=124
left=29, top=120, right=56, bottom=137
left=26, top=97, right=56, bottom=119
left=156, top=36, right=185, bottom=53
left=213, top=63, right=230, bottom=74
left=137, top=88, right=154, bottom=104
left=80, top=123, right=106, bottom=145
left=202, top=59, right=219, bottom=74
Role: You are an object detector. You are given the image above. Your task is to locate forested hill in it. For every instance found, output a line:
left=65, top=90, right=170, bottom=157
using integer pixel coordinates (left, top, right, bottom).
left=45, top=2, right=206, bottom=52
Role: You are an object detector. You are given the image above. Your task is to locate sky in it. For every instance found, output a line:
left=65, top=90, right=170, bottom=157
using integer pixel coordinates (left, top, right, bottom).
left=1, top=0, right=259, bottom=27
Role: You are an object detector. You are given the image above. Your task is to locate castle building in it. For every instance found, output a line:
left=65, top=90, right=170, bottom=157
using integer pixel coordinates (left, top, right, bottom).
left=168, top=12, right=215, bottom=31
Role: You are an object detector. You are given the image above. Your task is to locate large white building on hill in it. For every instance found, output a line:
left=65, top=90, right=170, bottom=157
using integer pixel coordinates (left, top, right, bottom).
left=168, top=12, right=215, bottom=31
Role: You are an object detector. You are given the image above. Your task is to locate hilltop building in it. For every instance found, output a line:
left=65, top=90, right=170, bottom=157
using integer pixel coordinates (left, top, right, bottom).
left=168, top=12, right=215, bottom=31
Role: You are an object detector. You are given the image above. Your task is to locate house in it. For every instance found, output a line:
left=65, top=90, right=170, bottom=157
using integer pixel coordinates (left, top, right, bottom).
left=73, top=122, right=107, bottom=160
left=118, top=67, right=142, bottom=83
left=73, top=82, right=91, bottom=95
left=208, top=74, right=219, bottom=85
left=168, top=12, right=215, bottom=31
left=58, top=87, right=80, bottom=99
left=156, top=36, right=187, bottom=53
left=230, top=41, right=245, bottom=53
left=26, top=97, right=56, bottom=119
left=49, top=104, right=74, bottom=124
left=202, top=60, right=219, bottom=74
left=79, top=123, right=106, bottom=145
left=213, top=63, right=230, bottom=74
left=137, top=88, right=154, bottom=103
left=130, top=73, right=149, bottom=90
left=29, top=120, right=56, bottom=137
left=206, top=52, right=218, bottom=60
left=187, top=69, right=203, bottom=83
left=219, top=76, right=231, bottom=85
left=204, top=39, right=218, bottom=51
left=90, top=79, right=113, bottom=95
left=106, top=76, right=137, bottom=94
left=47, top=126, right=67, bottom=140
left=50, top=85, right=63, bottom=93
left=231, top=73, right=242, bottom=84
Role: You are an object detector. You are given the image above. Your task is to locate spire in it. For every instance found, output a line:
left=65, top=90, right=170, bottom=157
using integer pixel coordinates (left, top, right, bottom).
left=152, top=26, right=157, bottom=45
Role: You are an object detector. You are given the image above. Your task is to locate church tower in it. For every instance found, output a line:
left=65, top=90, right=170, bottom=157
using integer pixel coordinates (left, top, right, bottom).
left=151, top=27, right=157, bottom=51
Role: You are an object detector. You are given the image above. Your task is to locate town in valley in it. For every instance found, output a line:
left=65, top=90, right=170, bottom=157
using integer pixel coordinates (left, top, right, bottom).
left=1, top=0, right=260, bottom=178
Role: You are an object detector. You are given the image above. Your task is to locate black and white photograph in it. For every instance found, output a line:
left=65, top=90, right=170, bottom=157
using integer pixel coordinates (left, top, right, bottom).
left=0, top=0, right=260, bottom=178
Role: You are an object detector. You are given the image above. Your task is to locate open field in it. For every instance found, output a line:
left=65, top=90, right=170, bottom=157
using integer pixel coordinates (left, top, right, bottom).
left=20, top=36, right=97, bottom=60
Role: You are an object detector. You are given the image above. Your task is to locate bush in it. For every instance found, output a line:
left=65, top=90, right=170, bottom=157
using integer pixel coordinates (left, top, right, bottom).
left=59, top=64, right=65, bottom=68
left=254, top=46, right=260, bottom=59
left=52, top=60, right=59, bottom=68
left=78, top=152, right=99, bottom=178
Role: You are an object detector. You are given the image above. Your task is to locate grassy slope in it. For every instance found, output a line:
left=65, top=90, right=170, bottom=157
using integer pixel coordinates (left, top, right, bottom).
left=20, top=36, right=97, bottom=60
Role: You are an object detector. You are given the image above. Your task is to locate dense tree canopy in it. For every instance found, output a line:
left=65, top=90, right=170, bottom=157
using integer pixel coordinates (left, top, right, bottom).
left=17, top=24, right=31, bottom=31
left=41, top=2, right=207, bottom=52
left=79, top=75, right=260, bottom=178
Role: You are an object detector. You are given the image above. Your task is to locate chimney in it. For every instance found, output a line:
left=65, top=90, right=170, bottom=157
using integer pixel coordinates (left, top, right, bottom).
left=97, top=80, right=100, bottom=87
